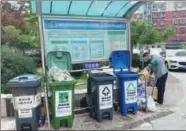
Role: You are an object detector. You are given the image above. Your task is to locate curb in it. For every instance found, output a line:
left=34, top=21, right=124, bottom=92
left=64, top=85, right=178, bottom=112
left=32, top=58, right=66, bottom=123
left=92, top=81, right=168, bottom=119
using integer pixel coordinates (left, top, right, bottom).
left=114, top=109, right=174, bottom=130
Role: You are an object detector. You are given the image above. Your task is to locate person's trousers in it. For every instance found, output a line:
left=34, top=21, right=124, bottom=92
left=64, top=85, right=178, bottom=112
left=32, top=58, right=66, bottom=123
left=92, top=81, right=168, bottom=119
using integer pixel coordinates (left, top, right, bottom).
left=156, top=73, right=168, bottom=104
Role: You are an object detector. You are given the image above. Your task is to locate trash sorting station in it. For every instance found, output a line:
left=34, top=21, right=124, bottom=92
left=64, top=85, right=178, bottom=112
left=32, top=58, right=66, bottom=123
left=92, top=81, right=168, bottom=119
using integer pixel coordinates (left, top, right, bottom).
left=7, top=1, right=158, bottom=130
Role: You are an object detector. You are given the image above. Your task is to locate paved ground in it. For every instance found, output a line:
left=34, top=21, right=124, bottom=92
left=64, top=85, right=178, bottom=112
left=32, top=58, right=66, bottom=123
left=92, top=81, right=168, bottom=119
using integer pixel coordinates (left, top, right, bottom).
left=133, top=70, right=186, bottom=130
left=1, top=70, right=185, bottom=130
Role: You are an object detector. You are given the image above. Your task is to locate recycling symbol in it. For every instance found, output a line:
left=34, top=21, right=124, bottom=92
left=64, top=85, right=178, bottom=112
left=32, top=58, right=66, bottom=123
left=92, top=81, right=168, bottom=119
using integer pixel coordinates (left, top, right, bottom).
left=102, top=87, right=110, bottom=96
left=127, top=83, right=136, bottom=92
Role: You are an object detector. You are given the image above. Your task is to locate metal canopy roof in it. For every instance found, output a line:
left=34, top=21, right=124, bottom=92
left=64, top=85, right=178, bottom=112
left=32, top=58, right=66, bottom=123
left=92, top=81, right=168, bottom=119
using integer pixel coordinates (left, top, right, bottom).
left=31, top=1, right=144, bottom=18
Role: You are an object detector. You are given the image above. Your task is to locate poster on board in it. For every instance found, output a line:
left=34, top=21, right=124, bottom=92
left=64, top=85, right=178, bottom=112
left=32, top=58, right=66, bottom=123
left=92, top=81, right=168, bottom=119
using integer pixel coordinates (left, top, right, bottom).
left=42, top=18, right=128, bottom=63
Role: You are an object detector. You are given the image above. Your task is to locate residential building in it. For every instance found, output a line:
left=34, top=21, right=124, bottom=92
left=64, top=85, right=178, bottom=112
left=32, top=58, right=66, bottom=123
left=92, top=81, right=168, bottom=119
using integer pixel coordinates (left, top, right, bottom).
left=133, top=1, right=186, bottom=45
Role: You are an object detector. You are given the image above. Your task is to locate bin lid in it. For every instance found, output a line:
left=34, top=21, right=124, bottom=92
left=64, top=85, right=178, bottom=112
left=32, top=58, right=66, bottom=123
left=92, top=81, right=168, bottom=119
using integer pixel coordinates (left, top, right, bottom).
left=89, top=72, right=116, bottom=82
left=7, top=74, right=42, bottom=88
left=47, top=51, right=72, bottom=71
left=115, top=72, right=141, bottom=79
left=111, top=50, right=130, bottom=72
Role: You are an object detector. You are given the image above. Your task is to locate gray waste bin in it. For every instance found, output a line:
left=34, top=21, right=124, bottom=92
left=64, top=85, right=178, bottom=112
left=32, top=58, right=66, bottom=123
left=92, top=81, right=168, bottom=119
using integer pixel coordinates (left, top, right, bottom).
left=87, top=73, right=116, bottom=122
left=7, top=74, right=43, bottom=130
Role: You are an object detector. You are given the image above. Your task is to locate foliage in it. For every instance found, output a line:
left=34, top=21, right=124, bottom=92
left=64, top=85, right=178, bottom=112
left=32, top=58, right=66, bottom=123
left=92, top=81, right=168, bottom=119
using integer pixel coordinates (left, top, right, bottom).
left=1, top=1, right=40, bottom=49
left=1, top=1, right=26, bottom=12
left=1, top=46, right=37, bottom=93
left=1, top=25, right=21, bottom=45
left=19, top=15, right=40, bottom=48
left=162, top=26, right=176, bottom=41
left=183, top=44, right=186, bottom=49
left=132, top=54, right=149, bottom=69
left=132, top=54, right=141, bottom=68
left=131, top=20, right=160, bottom=45
left=1, top=1, right=27, bottom=30
left=131, top=19, right=176, bottom=46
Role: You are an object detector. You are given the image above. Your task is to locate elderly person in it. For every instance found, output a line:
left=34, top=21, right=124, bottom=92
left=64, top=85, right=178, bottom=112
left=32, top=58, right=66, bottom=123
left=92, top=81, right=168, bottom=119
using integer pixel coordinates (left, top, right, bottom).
left=143, top=52, right=168, bottom=105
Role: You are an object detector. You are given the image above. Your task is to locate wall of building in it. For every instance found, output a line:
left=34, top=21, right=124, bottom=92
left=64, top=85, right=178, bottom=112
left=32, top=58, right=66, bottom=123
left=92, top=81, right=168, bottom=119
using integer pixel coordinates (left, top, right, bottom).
left=133, top=1, right=186, bottom=44
left=151, top=1, right=186, bottom=43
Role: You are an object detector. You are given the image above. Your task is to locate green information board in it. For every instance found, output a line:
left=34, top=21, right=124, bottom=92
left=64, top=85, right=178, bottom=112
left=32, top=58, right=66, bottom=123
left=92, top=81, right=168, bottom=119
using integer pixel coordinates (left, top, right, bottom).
left=42, top=17, right=128, bottom=63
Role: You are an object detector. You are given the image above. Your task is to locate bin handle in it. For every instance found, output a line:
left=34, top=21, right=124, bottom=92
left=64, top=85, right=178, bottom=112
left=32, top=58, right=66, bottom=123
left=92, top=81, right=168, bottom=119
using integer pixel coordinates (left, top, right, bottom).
left=19, top=76, right=28, bottom=81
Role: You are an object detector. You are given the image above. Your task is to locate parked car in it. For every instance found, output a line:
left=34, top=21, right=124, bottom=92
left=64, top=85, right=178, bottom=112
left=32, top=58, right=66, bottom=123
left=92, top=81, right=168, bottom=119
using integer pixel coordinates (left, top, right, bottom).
left=165, top=50, right=186, bottom=70
left=133, top=48, right=140, bottom=55
left=149, top=48, right=166, bottom=59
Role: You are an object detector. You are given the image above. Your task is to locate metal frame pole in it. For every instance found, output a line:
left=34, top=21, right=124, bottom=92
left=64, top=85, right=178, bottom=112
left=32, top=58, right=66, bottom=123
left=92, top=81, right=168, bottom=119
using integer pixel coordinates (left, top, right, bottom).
left=36, top=0, right=51, bottom=129
left=128, top=20, right=132, bottom=71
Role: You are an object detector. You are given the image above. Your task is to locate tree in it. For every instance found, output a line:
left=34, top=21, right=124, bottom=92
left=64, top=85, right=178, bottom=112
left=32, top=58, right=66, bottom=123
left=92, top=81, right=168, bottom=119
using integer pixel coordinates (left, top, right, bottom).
left=1, top=45, right=37, bottom=93
left=1, top=25, right=21, bottom=45
left=1, top=1, right=27, bottom=30
left=131, top=19, right=176, bottom=46
left=162, top=26, right=176, bottom=41
left=183, top=44, right=186, bottom=49
left=19, top=15, right=40, bottom=48
left=1, top=1, right=40, bottom=49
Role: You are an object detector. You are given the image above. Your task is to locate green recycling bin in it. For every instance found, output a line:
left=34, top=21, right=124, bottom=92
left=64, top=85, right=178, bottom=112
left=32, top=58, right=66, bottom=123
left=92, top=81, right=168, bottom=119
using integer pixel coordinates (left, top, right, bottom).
left=47, top=51, right=76, bottom=129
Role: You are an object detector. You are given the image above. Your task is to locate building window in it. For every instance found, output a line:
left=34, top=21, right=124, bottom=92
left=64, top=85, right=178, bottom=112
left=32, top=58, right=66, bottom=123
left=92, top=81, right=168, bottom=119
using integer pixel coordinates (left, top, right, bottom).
left=152, top=4, right=158, bottom=11
left=174, top=2, right=186, bottom=9
left=160, top=20, right=165, bottom=25
left=153, top=13, right=157, bottom=18
left=180, top=36, right=184, bottom=41
left=172, top=36, right=177, bottom=41
left=173, top=11, right=178, bottom=17
left=182, top=11, right=186, bottom=16
left=160, top=3, right=166, bottom=10
left=180, top=19, right=185, bottom=25
left=173, top=19, right=179, bottom=25
left=136, top=14, right=142, bottom=19
left=160, top=12, right=165, bottom=18
left=180, top=27, right=185, bottom=33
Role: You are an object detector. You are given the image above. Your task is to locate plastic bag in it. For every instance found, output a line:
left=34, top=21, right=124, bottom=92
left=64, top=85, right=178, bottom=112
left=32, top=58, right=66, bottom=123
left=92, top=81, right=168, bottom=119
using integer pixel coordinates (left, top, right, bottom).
left=48, top=66, right=74, bottom=81
left=137, top=81, right=146, bottom=110
left=147, top=96, right=156, bottom=112
left=139, top=68, right=151, bottom=82
left=137, top=97, right=146, bottom=110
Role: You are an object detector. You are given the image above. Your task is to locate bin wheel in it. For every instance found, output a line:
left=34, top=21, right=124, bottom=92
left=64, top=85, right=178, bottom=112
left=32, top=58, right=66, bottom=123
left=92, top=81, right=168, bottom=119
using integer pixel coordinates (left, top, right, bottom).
left=89, top=110, right=93, bottom=118
left=97, top=116, right=102, bottom=122
left=113, top=103, right=119, bottom=112
left=50, top=114, right=52, bottom=123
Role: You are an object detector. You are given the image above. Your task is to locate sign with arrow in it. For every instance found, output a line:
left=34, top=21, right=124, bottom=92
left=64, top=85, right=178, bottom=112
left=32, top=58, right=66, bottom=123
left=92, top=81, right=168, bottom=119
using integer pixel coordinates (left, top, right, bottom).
left=99, top=84, right=113, bottom=110
left=102, top=86, right=110, bottom=96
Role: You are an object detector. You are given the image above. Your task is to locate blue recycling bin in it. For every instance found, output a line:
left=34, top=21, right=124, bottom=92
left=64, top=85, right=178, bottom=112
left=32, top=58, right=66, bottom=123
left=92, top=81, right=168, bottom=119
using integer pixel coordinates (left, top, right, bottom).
left=111, top=50, right=141, bottom=116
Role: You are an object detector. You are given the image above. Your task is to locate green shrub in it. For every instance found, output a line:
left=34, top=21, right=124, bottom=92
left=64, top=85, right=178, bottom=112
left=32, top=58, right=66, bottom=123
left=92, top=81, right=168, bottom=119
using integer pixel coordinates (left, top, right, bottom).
left=1, top=46, right=37, bottom=93
left=132, top=54, right=141, bottom=68
left=132, top=53, right=149, bottom=70
left=71, top=64, right=83, bottom=77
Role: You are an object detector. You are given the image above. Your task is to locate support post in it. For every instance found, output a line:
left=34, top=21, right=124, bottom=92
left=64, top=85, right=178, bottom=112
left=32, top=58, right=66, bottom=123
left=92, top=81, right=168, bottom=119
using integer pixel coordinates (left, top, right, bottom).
left=37, top=0, right=51, bottom=129
left=128, top=20, right=132, bottom=71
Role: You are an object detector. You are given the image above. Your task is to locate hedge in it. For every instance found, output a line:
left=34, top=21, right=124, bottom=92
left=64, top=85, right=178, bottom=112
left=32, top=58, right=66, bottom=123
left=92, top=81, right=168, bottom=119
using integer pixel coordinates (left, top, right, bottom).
left=1, top=46, right=37, bottom=93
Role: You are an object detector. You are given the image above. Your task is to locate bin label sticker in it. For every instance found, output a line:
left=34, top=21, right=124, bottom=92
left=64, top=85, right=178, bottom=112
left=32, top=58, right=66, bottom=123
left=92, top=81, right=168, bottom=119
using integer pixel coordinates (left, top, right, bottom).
left=124, top=80, right=137, bottom=104
left=34, top=93, right=41, bottom=107
left=99, top=84, right=113, bottom=110
left=18, top=108, right=32, bottom=118
left=14, top=95, right=35, bottom=109
left=55, top=90, right=72, bottom=117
